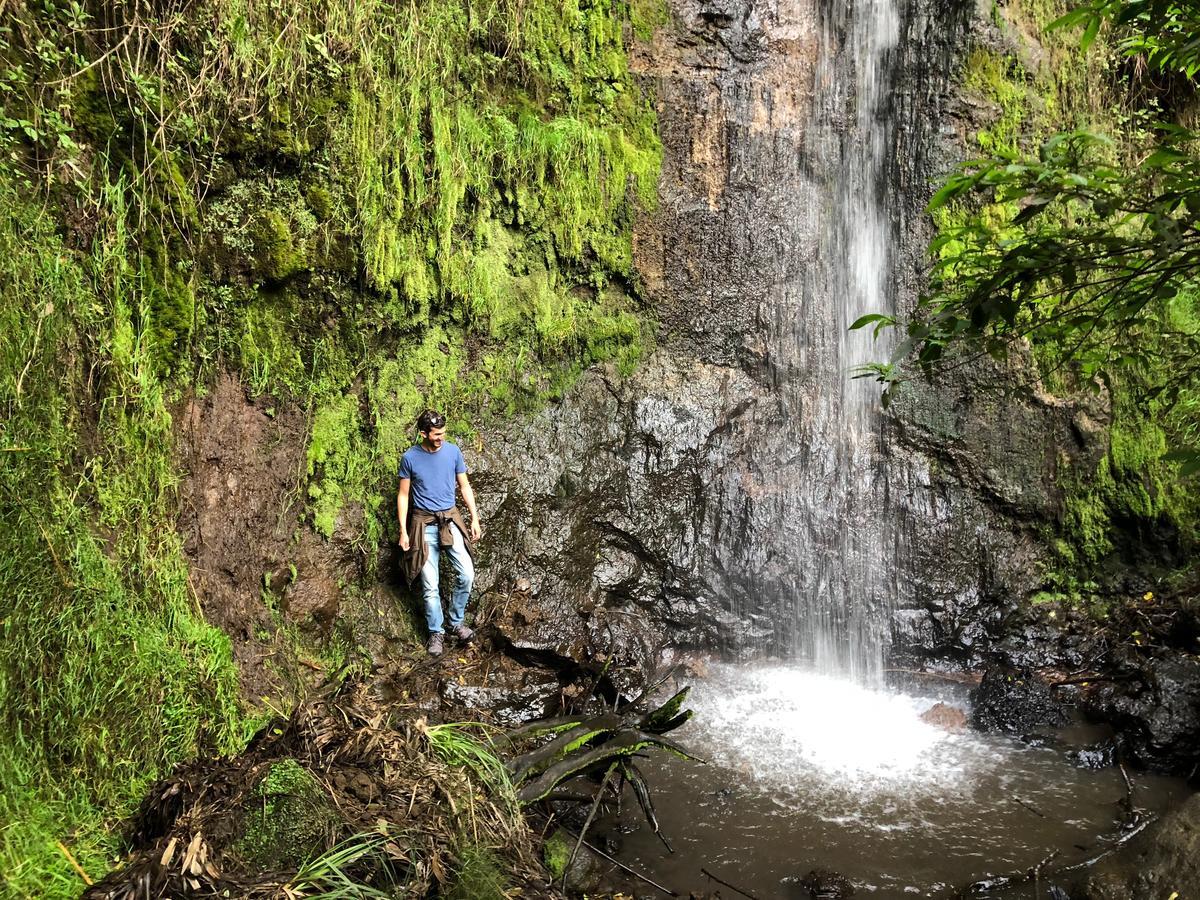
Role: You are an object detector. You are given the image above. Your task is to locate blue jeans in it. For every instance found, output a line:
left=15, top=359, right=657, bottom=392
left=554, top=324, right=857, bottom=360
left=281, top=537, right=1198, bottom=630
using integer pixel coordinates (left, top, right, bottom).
left=420, top=522, right=474, bottom=634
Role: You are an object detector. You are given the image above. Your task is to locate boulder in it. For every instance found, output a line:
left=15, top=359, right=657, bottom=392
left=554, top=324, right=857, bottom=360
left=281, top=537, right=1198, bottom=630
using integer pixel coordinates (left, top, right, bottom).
left=971, top=665, right=1070, bottom=733
left=1083, top=655, right=1200, bottom=774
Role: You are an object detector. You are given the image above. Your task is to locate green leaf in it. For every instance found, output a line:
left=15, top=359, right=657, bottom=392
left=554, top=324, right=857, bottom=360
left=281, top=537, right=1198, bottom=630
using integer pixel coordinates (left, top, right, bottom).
left=1048, top=7, right=1095, bottom=32
left=1012, top=197, right=1051, bottom=225
left=849, top=313, right=894, bottom=331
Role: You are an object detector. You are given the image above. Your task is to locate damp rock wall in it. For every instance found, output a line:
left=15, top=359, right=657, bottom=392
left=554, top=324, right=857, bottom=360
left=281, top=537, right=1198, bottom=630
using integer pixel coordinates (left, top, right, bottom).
left=473, top=0, right=1097, bottom=675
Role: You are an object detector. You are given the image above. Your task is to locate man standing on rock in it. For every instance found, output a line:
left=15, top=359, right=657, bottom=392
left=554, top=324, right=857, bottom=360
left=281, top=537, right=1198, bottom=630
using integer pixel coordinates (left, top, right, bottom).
left=397, top=409, right=482, bottom=657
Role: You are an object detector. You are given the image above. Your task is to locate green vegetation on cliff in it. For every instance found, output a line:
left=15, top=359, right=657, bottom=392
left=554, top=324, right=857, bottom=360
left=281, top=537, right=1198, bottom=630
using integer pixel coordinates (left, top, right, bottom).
left=871, top=0, right=1200, bottom=591
left=0, top=177, right=248, bottom=895
left=0, top=0, right=661, bottom=893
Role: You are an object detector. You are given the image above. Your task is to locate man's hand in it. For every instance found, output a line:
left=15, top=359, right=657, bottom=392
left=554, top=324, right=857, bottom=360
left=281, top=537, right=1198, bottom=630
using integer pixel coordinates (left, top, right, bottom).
left=469, top=517, right=482, bottom=542
left=399, top=531, right=411, bottom=552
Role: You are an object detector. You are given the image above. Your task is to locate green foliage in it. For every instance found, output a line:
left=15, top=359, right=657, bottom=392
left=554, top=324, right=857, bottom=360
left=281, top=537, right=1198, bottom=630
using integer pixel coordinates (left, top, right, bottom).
left=0, top=0, right=661, bottom=889
left=235, top=759, right=340, bottom=870
left=1052, top=0, right=1200, bottom=76
left=0, top=177, right=247, bottom=897
left=446, top=845, right=510, bottom=900
left=282, top=833, right=395, bottom=900
left=426, top=723, right=516, bottom=800
left=504, top=691, right=695, bottom=805
left=853, top=0, right=1200, bottom=577
left=906, top=127, right=1200, bottom=391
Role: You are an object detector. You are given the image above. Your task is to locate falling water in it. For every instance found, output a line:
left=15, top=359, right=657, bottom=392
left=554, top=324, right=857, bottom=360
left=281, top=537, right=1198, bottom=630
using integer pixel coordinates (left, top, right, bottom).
left=784, top=0, right=901, bottom=682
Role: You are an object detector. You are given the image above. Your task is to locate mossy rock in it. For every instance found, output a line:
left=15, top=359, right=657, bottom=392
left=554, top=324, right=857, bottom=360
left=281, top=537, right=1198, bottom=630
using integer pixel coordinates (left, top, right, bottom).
left=251, top=209, right=308, bottom=283
left=542, top=828, right=602, bottom=893
left=233, top=758, right=340, bottom=871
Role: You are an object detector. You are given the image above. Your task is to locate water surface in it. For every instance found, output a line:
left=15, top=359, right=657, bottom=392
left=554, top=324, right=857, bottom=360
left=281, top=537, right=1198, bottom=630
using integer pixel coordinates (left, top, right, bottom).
left=612, top=663, right=1185, bottom=898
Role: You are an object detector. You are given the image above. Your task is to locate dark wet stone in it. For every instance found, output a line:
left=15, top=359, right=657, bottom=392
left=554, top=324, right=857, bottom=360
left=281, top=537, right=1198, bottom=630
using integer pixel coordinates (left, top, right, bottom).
left=1083, top=655, right=1200, bottom=774
left=440, top=671, right=560, bottom=726
left=971, top=665, right=1070, bottom=733
left=543, top=827, right=605, bottom=894
left=799, top=868, right=855, bottom=898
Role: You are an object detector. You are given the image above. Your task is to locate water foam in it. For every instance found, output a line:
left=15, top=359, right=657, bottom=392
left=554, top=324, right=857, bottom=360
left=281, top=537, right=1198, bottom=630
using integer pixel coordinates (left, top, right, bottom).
left=683, top=664, right=1001, bottom=799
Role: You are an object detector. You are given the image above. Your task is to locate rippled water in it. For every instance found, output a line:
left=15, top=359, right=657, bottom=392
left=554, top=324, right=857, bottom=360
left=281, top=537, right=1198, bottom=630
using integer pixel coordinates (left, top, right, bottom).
left=611, top=664, right=1186, bottom=898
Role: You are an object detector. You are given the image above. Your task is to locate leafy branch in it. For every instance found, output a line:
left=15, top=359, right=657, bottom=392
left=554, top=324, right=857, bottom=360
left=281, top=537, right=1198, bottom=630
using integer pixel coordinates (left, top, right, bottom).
left=856, top=0, right=1200, bottom=475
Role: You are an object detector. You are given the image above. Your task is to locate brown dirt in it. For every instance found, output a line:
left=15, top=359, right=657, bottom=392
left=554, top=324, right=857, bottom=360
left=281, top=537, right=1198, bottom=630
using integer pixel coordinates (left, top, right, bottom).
left=175, top=373, right=367, bottom=700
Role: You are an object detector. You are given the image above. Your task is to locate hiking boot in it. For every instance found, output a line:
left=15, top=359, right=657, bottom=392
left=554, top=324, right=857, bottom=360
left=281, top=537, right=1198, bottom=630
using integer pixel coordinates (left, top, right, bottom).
left=426, top=632, right=444, bottom=656
left=451, top=624, right=475, bottom=644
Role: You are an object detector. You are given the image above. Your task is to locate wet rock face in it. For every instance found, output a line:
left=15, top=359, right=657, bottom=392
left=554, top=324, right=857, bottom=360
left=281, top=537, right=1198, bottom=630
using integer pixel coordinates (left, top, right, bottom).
left=970, top=665, right=1070, bottom=733
left=476, top=0, right=1080, bottom=674
left=478, top=356, right=763, bottom=681
left=1083, top=655, right=1200, bottom=774
left=441, top=669, right=561, bottom=726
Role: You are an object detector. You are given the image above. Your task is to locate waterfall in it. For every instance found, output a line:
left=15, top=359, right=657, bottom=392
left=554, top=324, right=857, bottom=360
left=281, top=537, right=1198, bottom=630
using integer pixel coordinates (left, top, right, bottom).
left=784, top=0, right=901, bottom=683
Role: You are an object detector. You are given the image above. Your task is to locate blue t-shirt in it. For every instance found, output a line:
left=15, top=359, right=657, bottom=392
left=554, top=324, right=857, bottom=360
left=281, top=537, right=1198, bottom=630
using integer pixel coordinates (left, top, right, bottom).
left=398, top=442, right=467, bottom=512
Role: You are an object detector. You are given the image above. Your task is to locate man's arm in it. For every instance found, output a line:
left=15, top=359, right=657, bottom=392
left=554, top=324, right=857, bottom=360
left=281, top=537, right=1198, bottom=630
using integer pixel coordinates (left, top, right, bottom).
left=456, top=472, right=481, bottom=542
left=397, top=478, right=412, bottom=550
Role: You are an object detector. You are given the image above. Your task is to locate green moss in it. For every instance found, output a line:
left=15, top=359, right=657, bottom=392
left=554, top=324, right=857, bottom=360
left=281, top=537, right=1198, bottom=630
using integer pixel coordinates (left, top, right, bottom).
left=307, top=393, right=367, bottom=538
left=304, top=184, right=334, bottom=221
left=237, top=296, right=307, bottom=396
left=235, top=759, right=339, bottom=869
left=629, top=0, right=671, bottom=40
left=543, top=829, right=572, bottom=880
left=962, top=49, right=1031, bottom=154
left=252, top=209, right=308, bottom=282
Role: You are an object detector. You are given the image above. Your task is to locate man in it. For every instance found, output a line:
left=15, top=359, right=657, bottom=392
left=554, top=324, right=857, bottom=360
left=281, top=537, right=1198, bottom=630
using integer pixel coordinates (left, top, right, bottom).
left=397, top=409, right=482, bottom=657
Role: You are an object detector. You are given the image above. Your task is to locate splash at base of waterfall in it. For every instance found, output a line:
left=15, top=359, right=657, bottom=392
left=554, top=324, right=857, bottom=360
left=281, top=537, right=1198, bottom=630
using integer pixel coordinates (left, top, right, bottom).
left=688, top=664, right=980, bottom=791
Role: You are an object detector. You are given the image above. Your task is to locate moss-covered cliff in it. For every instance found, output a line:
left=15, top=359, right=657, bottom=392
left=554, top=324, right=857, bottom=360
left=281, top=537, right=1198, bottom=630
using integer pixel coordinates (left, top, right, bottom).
left=935, top=0, right=1199, bottom=602
left=0, top=0, right=660, bottom=892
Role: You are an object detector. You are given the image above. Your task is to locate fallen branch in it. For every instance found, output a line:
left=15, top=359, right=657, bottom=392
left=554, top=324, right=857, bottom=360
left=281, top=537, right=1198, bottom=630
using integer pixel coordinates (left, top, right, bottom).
left=565, top=763, right=618, bottom=887
left=884, top=667, right=982, bottom=684
left=701, top=865, right=760, bottom=900
left=1011, top=794, right=1047, bottom=818
left=1047, top=673, right=1134, bottom=688
left=1059, top=816, right=1154, bottom=871
left=561, top=829, right=678, bottom=897
left=958, top=850, right=1059, bottom=897
left=55, top=840, right=93, bottom=886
